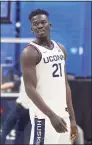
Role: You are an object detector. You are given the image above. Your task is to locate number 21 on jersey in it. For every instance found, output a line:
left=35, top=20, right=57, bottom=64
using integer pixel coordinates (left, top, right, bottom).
left=52, top=63, right=62, bottom=77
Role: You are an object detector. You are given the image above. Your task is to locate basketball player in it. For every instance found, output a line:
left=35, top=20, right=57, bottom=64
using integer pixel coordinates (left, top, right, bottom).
left=21, top=9, right=78, bottom=144
left=1, top=77, right=31, bottom=144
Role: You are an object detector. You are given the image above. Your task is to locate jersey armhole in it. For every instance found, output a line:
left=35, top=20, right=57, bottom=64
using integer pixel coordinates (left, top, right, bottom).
left=27, top=44, right=42, bottom=65
left=56, top=42, right=67, bottom=59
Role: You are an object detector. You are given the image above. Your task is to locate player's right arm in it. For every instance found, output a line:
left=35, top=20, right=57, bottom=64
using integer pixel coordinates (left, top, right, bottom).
left=21, top=45, right=67, bottom=133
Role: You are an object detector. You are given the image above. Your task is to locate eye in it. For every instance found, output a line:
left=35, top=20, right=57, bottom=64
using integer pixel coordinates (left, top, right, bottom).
left=42, top=21, right=47, bottom=24
left=33, top=23, right=38, bottom=26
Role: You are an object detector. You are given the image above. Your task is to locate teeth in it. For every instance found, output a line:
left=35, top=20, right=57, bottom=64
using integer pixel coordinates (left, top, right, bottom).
left=39, top=30, right=44, bottom=32
left=39, top=31, right=44, bottom=33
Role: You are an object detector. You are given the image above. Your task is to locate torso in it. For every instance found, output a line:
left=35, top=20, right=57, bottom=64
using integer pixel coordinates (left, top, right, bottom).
left=28, top=40, right=69, bottom=118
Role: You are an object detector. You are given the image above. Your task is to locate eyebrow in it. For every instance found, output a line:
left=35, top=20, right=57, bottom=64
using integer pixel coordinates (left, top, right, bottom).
left=32, top=19, right=47, bottom=24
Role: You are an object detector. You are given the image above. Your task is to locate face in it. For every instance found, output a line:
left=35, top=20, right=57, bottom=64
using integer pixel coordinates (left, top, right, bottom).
left=31, top=14, right=51, bottom=38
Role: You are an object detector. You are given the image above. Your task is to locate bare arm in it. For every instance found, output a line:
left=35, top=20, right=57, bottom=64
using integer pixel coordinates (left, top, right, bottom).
left=21, top=46, right=55, bottom=118
left=58, top=43, right=77, bottom=138
left=57, top=42, right=76, bottom=121
left=1, top=82, right=14, bottom=90
left=65, top=69, right=76, bottom=122
left=65, top=70, right=78, bottom=140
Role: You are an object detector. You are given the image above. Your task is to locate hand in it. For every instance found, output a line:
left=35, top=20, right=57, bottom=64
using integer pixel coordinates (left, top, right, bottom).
left=70, top=120, right=78, bottom=141
left=49, top=113, right=68, bottom=133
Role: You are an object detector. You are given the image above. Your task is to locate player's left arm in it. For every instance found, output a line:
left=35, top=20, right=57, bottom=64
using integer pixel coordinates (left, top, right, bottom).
left=57, top=43, right=78, bottom=140
left=65, top=66, right=78, bottom=141
left=57, top=43, right=76, bottom=120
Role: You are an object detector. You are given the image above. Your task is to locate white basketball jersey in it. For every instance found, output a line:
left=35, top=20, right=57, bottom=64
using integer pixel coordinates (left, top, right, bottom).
left=16, top=77, right=31, bottom=109
left=29, top=40, right=69, bottom=118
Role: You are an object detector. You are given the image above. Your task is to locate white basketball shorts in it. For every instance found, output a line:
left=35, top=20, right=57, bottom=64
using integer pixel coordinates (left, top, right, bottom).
left=29, top=114, right=71, bottom=144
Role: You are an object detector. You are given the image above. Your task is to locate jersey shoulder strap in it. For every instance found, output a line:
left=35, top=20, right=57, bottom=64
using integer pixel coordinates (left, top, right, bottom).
left=29, top=41, right=47, bottom=54
left=51, top=40, right=65, bottom=56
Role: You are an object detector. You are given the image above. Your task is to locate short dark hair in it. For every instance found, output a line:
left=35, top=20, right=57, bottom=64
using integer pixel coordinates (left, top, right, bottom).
left=28, top=9, right=49, bottom=21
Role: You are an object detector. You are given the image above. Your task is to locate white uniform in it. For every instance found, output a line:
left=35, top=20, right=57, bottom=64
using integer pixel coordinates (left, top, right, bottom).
left=16, top=77, right=31, bottom=109
left=28, top=40, right=71, bottom=144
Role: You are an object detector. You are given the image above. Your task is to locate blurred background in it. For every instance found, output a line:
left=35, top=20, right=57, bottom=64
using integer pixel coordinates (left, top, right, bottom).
left=0, top=1, right=91, bottom=144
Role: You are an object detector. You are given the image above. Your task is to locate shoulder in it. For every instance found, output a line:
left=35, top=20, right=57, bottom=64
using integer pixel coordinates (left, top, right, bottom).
left=57, top=42, right=67, bottom=59
left=21, top=44, right=41, bottom=65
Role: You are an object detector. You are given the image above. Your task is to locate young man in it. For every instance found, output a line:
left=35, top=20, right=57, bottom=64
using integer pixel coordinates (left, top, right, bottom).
left=21, top=9, right=78, bottom=144
left=1, top=77, right=31, bottom=144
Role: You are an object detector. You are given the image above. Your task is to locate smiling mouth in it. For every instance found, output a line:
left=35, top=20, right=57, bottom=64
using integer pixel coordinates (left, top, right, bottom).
left=38, top=29, right=45, bottom=33
left=38, top=30, right=45, bottom=35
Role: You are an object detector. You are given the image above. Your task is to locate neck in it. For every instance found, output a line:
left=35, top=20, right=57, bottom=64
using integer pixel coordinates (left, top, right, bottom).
left=36, top=35, right=51, bottom=47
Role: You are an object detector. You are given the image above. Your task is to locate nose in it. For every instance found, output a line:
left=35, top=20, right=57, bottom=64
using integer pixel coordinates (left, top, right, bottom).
left=38, top=23, right=43, bottom=29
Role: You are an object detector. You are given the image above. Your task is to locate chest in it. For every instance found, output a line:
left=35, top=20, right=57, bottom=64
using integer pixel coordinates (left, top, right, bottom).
left=42, top=49, right=65, bottom=64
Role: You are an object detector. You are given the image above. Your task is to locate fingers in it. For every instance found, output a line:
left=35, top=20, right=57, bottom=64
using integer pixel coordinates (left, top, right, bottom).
left=71, top=134, right=77, bottom=141
left=71, top=127, right=78, bottom=136
left=61, top=118, right=68, bottom=132
left=61, top=118, right=67, bottom=126
left=55, top=122, right=68, bottom=133
left=55, top=126, right=63, bottom=133
left=61, top=118, right=68, bottom=129
left=71, top=129, right=78, bottom=141
left=62, top=124, right=68, bottom=132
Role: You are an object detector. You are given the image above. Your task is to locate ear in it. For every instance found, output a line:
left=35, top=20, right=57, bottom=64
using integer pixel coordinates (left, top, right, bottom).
left=49, top=23, right=52, bottom=27
left=31, top=27, right=33, bottom=32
